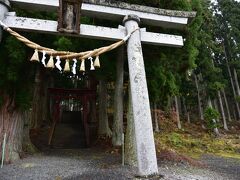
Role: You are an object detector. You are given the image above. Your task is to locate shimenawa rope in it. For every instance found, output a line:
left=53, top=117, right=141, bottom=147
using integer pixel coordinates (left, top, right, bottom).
left=0, top=20, right=139, bottom=60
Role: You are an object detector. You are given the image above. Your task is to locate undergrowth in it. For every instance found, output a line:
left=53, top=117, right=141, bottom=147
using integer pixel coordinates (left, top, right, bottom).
left=154, top=118, right=240, bottom=160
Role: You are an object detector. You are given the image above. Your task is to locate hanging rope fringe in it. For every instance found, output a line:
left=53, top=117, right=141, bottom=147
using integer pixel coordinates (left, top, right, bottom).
left=47, top=56, right=55, bottom=68
left=55, top=56, right=62, bottom=71
left=89, top=57, right=95, bottom=70
left=30, top=49, right=39, bottom=62
left=41, top=51, right=47, bottom=67
left=94, top=56, right=100, bottom=68
left=64, top=59, right=71, bottom=72
left=0, top=20, right=139, bottom=72
left=72, top=59, right=77, bottom=75
left=80, top=59, right=85, bottom=72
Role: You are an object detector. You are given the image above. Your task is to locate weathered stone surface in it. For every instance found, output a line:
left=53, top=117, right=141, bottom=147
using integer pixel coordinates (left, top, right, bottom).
left=0, top=0, right=10, bottom=42
left=0, top=0, right=10, bottom=8
left=9, top=0, right=192, bottom=29
left=3, top=15, right=184, bottom=47
left=85, top=0, right=196, bottom=19
left=124, top=14, right=158, bottom=176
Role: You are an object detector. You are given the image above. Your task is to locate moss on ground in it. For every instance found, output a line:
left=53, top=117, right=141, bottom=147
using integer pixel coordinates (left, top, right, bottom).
left=154, top=120, right=240, bottom=160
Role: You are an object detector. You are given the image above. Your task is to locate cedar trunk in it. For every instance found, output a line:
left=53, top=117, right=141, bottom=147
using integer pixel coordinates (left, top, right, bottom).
left=183, top=98, right=190, bottom=123
left=217, top=91, right=228, bottom=130
left=112, top=47, right=124, bottom=146
left=22, top=111, right=37, bottom=153
left=174, top=96, right=181, bottom=129
left=222, top=90, right=232, bottom=121
left=98, top=80, right=112, bottom=137
left=194, top=73, right=204, bottom=121
left=233, top=68, right=240, bottom=97
left=31, top=68, right=48, bottom=128
left=224, top=46, right=240, bottom=119
left=0, top=95, right=24, bottom=163
left=153, top=102, right=160, bottom=132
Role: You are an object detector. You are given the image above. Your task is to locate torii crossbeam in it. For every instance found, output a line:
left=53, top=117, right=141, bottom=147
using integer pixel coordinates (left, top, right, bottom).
left=0, top=0, right=195, bottom=177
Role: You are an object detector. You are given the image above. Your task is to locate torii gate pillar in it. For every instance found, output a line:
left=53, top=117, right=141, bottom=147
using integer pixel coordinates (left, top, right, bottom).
left=123, top=14, right=158, bottom=176
left=0, top=0, right=10, bottom=42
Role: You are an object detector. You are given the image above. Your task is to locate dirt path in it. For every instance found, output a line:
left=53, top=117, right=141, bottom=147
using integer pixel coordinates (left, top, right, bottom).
left=0, top=149, right=239, bottom=180
left=200, top=154, right=240, bottom=180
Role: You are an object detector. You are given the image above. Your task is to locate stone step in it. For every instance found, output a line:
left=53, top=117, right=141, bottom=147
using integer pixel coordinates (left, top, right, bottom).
left=52, top=111, right=87, bottom=149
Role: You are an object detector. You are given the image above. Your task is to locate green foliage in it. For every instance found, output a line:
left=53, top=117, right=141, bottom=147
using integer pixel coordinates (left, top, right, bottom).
left=0, top=33, right=34, bottom=110
left=209, top=81, right=225, bottom=91
left=167, top=133, right=184, bottom=148
left=15, top=88, right=32, bottom=110
left=54, top=37, right=73, bottom=51
left=204, top=107, right=220, bottom=130
left=235, top=96, right=240, bottom=103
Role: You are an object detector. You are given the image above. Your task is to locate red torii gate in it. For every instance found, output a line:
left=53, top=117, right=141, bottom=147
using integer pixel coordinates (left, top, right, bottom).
left=48, top=88, right=96, bottom=147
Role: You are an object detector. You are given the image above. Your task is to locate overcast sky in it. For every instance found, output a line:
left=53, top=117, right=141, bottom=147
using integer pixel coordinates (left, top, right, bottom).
left=211, top=0, right=240, bottom=2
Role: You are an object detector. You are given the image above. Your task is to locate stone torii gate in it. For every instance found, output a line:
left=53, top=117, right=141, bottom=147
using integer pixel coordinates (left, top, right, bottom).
left=0, top=0, right=195, bottom=177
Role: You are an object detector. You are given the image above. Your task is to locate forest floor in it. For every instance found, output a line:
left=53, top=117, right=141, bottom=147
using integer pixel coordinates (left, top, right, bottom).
left=0, top=118, right=239, bottom=180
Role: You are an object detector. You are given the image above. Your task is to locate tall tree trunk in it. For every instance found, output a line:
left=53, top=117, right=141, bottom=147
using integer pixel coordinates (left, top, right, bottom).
left=112, top=47, right=124, bottom=146
left=222, top=90, right=232, bottom=122
left=0, top=95, right=24, bottom=163
left=208, top=98, right=220, bottom=136
left=178, top=97, right=182, bottom=116
left=41, top=76, right=49, bottom=124
left=187, top=112, right=190, bottom=124
left=233, top=68, right=240, bottom=120
left=182, top=98, right=190, bottom=123
left=194, top=73, right=204, bottom=121
left=48, top=74, right=55, bottom=120
left=98, top=80, right=112, bottom=137
left=233, top=68, right=240, bottom=97
left=31, top=68, right=48, bottom=128
left=22, top=111, right=37, bottom=154
left=217, top=91, right=228, bottom=130
left=125, top=86, right=137, bottom=166
left=153, top=102, right=160, bottom=132
left=224, top=47, right=240, bottom=119
left=174, top=96, right=181, bottom=129
left=213, top=99, right=219, bottom=115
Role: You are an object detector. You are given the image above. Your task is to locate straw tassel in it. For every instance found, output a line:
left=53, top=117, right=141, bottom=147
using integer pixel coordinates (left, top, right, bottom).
left=64, top=59, right=71, bottom=72
left=80, top=59, right=85, bottom=72
left=94, top=56, right=100, bottom=68
left=30, top=49, right=40, bottom=62
left=89, top=57, right=95, bottom=70
left=46, top=56, right=55, bottom=68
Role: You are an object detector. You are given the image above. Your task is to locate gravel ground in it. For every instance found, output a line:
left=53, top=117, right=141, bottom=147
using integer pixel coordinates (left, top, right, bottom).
left=0, top=149, right=239, bottom=180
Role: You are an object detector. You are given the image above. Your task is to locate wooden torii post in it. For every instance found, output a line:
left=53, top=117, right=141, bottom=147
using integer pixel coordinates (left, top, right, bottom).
left=0, top=0, right=196, bottom=177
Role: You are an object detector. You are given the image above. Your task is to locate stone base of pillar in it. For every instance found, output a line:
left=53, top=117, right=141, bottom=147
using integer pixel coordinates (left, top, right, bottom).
left=135, top=174, right=164, bottom=179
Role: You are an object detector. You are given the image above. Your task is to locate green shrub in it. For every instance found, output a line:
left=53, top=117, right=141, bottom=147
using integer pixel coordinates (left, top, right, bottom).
left=204, top=107, right=220, bottom=131
left=168, top=133, right=184, bottom=147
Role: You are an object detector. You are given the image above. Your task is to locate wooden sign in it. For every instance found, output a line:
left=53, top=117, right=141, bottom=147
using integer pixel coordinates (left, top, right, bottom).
left=57, top=0, right=82, bottom=34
